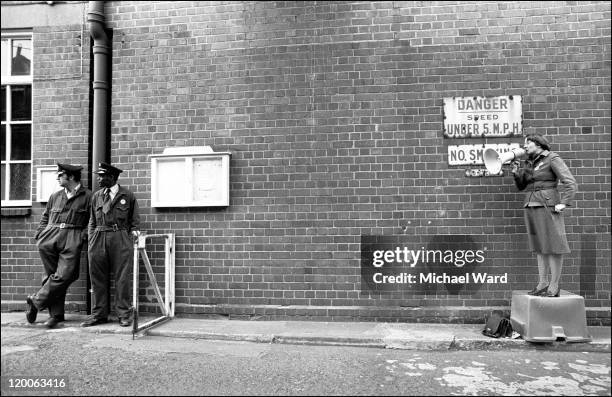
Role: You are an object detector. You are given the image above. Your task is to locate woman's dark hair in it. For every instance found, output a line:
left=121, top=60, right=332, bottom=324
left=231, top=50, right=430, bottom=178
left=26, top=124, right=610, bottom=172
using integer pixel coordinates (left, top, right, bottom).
left=525, top=134, right=551, bottom=151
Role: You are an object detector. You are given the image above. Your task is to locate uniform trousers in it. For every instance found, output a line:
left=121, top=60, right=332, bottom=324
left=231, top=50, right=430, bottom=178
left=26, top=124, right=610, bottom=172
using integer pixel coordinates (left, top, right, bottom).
left=88, top=229, right=133, bottom=320
left=33, top=227, right=84, bottom=318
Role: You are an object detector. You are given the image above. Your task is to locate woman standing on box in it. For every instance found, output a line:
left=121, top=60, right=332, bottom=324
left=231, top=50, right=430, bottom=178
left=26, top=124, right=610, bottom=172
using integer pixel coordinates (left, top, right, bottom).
left=512, top=134, right=577, bottom=297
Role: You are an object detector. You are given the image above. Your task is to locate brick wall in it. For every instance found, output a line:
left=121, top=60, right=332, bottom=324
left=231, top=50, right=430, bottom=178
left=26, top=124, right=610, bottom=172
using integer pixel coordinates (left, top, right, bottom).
left=1, top=23, right=91, bottom=310
left=2, top=1, right=610, bottom=323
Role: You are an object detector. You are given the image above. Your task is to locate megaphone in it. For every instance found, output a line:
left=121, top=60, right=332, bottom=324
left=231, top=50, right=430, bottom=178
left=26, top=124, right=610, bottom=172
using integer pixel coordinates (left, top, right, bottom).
left=483, top=147, right=526, bottom=174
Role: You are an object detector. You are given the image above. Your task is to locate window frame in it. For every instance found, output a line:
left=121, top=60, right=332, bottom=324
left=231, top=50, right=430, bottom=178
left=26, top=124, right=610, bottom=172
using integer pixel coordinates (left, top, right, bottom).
left=1, top=30, right=33, bottom=207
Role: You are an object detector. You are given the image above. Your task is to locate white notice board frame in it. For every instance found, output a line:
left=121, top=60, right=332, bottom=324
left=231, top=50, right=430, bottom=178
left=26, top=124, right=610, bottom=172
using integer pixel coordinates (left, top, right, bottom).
left=36, top=167, right=62, bottom=202
left=150, top=147, right=231, bottom=207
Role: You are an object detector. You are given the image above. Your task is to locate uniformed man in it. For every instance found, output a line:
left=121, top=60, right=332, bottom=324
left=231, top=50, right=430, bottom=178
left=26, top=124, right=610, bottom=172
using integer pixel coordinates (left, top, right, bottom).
left=26, top=163, right=92, bottom=328
left=81, top=162, right=140, bottom=327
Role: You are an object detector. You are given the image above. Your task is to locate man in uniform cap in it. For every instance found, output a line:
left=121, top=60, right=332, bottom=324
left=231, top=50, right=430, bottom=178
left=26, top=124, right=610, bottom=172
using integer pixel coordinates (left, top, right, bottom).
left=82, top=162, right=140, bottom=327
left=26, top=163, right=92, bottom=328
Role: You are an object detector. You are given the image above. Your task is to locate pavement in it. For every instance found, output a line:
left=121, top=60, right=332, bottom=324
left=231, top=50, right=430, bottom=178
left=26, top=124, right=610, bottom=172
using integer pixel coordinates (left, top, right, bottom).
left=2, top=311, right=610, bottom=352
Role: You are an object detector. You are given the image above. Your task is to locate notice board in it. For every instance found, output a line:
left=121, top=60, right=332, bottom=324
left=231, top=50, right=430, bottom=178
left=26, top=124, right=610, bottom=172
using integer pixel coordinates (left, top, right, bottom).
left=150, top=147, right=231, bottom=207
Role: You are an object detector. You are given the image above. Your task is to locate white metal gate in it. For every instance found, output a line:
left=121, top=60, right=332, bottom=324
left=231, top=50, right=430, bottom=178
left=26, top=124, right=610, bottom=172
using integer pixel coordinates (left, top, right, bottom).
left=132, top=233, right=175, bottom=337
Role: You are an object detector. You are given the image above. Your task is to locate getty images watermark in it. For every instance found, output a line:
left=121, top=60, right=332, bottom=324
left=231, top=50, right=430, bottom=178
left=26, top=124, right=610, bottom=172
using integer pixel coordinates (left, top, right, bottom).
left=360, top=235, right=509, bottom=294
left=1, top=376, right=69, bottom=394
left=370, top=246, right=506, bottom=284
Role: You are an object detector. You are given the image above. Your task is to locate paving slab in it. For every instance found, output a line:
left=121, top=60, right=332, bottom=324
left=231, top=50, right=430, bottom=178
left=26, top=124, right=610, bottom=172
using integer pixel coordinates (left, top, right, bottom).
left=2, top=312, right=609, bottom=352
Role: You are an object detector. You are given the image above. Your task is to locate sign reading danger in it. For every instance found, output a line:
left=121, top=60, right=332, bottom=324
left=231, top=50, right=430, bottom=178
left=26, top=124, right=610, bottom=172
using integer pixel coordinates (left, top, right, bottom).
left=443, top=96, right=522, bottom=138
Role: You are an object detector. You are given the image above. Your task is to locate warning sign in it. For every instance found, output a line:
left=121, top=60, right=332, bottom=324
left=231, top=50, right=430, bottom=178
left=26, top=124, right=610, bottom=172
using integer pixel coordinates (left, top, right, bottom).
left=448, top=143, right=521, bottom=166
left=443, top=96, right=522, bottom=138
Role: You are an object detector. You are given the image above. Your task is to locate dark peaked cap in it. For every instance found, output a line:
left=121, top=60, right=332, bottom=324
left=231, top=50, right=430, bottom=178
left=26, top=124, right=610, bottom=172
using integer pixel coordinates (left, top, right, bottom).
left=57, top=163, right=83, bottom=173
left=94, top=162, right=123, bottom=176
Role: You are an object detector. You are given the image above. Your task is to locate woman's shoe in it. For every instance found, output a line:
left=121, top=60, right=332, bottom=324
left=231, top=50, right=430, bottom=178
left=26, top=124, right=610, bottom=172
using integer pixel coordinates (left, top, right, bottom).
left=544, top=287, right=560, bottom=297
left=528, top=285, right=549, bottom=296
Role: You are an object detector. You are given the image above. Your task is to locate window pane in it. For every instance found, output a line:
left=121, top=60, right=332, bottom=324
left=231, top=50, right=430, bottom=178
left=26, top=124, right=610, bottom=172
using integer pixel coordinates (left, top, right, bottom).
left=11, top=124, right=31, bottom=160
left=1, top=125, right=5, bottom=161
left=1, top=40, right=9, bottom=77
left=9, top=163, right=31, bottom=200
left=11, top=85, right=31, bottom=121
left=12, top=39, right=31, bottom=76
left=1, top=85, right=5, bottom=121
left=0, top=164, right=5, bottom=200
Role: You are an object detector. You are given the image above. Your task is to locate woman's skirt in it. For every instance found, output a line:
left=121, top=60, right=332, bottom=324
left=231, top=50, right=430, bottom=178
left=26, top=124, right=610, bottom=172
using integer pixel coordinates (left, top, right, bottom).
left=524, top=206, right=570, bottom=254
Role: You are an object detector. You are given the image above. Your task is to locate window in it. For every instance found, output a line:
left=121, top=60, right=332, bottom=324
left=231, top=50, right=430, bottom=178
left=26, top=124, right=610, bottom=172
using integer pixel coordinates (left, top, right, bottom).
left=1, top=31, right=32, bottom=206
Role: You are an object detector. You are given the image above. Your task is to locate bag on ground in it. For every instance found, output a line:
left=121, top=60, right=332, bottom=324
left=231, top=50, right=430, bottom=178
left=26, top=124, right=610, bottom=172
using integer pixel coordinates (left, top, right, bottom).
left=482, top=312, right=513, bottom=338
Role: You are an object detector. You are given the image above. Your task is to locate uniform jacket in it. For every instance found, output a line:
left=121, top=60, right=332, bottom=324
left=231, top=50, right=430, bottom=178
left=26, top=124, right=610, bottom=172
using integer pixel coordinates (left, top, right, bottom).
left=513, top=150, right=577, bottom=207
left=35, top=186, right=92, bottom=239
left=88, top=185, right=140, bottom=236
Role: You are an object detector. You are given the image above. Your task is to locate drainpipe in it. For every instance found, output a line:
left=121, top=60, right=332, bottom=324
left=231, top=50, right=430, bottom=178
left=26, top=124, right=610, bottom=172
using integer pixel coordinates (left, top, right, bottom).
left=88, top=1, right=110, bottom=192
left=87, top=1, right=110, bottom=314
